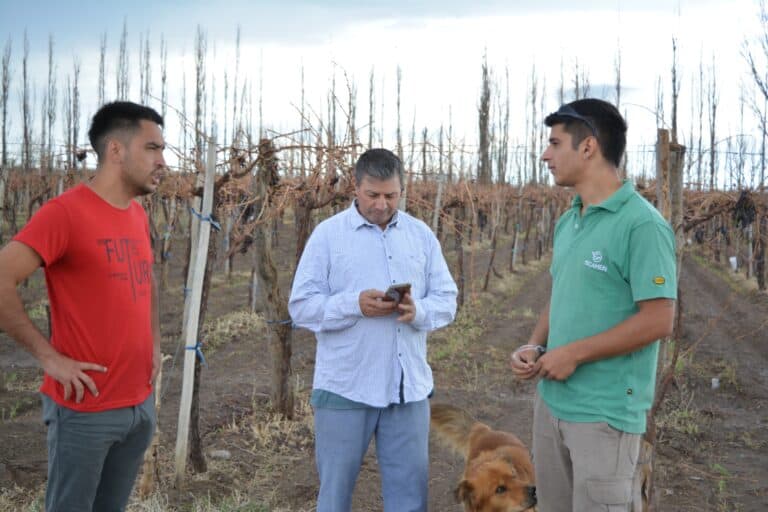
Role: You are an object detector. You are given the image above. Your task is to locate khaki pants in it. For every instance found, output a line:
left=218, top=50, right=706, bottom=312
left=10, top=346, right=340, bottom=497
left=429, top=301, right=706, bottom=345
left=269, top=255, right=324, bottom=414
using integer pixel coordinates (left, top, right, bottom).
left=532, top=395, right=640, bottom=512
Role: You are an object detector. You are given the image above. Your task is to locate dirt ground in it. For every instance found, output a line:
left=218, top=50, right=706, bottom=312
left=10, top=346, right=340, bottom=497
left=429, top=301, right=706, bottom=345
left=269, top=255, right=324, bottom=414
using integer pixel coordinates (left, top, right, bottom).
left=1, top=225, right=767, bottom=511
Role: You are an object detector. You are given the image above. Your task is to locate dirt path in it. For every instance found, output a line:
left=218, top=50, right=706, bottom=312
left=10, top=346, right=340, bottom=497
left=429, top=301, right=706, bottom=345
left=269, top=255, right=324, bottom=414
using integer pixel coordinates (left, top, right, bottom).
left=425, top=262, right=551, bottom=511
left=2, top=246, right=766, bottom=511
left=654, top=257, right=768, bottom=511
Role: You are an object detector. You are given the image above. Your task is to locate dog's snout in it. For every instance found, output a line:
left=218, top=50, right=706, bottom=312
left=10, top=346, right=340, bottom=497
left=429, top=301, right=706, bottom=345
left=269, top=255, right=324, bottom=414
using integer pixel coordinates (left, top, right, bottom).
left=527, top=485, right=537, bottom=504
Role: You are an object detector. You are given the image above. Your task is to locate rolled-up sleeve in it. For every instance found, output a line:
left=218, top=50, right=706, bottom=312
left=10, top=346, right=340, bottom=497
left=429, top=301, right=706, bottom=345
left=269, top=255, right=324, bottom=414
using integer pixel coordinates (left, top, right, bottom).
left=288, top=226, right=363, bottom=333
left=410, top=232, right=457, bottom=332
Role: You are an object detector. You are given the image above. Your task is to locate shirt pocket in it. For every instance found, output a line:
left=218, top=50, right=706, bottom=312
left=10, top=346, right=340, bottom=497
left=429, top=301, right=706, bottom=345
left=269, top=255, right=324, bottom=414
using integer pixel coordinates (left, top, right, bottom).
left=328, top=249, right=359, bottom=293
left=404, top=252, right=427, bottom=298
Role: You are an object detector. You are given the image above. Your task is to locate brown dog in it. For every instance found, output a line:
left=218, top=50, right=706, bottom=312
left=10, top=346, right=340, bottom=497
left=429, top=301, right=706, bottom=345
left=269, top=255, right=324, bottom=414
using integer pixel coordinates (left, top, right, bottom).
left=431, top=403, right=536, bottom=512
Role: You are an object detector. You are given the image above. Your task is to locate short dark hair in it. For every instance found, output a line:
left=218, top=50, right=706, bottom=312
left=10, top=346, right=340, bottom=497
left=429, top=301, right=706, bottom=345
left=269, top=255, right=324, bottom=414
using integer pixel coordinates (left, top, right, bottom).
left=545, top=98, right=627, bottom=167
left=355, top=148, right=403, bottom=187
left=88, top=101, right=164, bottom=160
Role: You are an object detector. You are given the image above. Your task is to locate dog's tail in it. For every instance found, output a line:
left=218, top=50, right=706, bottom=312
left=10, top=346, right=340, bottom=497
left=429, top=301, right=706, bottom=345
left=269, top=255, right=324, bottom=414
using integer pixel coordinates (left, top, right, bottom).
left=430, top=403, right=481, bottom=458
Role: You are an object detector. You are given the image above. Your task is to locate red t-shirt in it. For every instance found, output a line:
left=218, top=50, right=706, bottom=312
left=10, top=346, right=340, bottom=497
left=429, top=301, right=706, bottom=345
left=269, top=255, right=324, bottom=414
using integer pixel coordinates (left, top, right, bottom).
left=14, top=184, right=154, bottom=411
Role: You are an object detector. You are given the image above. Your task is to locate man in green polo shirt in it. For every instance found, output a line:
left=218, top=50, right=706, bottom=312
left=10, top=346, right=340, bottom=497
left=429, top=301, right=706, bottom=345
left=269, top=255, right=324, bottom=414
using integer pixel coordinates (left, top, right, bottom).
left=510, top=98, right=677, bottom=511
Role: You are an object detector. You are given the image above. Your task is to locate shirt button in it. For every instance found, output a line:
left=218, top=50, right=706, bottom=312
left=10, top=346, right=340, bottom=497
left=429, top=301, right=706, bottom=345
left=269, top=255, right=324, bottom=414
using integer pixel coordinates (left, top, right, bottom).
left=388, top=256, right=392, bottom=259
left=398, top=353, right=402, bottom=357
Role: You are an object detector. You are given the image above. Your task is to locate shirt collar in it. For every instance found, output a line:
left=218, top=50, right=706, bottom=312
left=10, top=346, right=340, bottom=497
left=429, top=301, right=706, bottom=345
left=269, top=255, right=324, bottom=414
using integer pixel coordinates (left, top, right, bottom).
left=347, top=200, right=400, bottom=230
left=571, top=179, right=634, bottom=213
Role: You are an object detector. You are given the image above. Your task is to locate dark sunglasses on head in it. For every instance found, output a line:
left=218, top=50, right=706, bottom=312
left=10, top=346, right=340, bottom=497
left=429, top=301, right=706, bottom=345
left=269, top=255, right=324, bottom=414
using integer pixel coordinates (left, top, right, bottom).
left=549, top=105, right=598, bottom=137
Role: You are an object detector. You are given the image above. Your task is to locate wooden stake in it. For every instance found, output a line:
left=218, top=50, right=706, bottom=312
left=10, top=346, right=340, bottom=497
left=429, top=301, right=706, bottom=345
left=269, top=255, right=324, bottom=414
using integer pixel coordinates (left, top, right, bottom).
left=174, top=137, right=216, bottom=484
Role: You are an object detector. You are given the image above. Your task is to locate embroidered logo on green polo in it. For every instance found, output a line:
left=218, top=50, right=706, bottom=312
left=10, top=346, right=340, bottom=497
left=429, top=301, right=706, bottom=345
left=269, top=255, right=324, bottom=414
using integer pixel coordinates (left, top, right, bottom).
left=584, top=250, right=607, bottom=272
left=653, top=276, right=666, bottom=285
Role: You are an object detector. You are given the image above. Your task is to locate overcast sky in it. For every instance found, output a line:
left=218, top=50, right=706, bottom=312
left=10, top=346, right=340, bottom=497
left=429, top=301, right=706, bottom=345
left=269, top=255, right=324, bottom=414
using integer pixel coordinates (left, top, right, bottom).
left=0, top=0, right=764, bottom=180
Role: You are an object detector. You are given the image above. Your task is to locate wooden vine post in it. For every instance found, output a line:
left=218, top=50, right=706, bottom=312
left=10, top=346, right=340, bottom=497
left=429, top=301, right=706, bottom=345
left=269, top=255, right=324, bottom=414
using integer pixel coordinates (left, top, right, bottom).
left=633, top=129, right=685, bottom=511
left=174, top=136, right=216, bottom=484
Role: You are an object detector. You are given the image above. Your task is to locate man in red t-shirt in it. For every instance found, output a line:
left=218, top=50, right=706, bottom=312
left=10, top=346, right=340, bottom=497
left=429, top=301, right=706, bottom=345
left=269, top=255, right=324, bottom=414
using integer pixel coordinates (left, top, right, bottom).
left=0, top=101, right=166, bottom=511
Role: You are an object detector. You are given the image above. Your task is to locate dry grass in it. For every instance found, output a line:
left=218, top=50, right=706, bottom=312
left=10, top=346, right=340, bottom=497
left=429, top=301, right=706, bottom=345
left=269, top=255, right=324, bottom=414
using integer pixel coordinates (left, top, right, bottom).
left=202, top=310, right=266, bottom=350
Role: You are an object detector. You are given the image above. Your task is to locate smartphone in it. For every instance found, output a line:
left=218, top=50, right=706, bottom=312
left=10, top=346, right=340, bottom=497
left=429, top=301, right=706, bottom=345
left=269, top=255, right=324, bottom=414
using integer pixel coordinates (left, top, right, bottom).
left=384, top=283, right=412, bottom=304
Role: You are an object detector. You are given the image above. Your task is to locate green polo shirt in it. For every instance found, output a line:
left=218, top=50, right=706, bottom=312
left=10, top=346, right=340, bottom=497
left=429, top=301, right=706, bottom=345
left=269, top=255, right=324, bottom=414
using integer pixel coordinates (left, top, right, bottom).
left=538, top=180, right=677, bottom=434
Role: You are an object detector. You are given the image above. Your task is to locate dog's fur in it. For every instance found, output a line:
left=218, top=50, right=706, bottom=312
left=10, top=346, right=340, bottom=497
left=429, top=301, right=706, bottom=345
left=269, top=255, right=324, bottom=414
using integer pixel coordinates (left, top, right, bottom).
left=431, top=403, right=536, bottom=512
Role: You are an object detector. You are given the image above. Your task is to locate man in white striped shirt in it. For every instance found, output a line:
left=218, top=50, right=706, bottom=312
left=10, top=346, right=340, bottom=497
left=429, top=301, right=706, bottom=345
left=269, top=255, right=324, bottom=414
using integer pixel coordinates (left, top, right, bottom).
left=289, top=148, right=458, bottom=512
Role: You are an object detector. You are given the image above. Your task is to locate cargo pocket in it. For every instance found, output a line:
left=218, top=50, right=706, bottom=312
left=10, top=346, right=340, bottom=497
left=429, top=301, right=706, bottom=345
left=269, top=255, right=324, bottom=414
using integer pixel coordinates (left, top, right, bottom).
left=586, top=477, right=632, bottom=511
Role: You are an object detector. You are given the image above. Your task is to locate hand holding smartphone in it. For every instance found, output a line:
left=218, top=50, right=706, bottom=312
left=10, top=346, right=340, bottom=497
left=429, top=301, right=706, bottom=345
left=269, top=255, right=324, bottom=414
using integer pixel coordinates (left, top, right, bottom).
left=383, top=283, right=411, bottom=304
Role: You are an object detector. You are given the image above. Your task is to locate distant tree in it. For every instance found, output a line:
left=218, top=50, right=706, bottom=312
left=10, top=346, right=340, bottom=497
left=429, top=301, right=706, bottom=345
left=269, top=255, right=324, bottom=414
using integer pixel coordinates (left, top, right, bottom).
left=558, top=56, right=565, bottom=106
left=379, top=73, right=385, bottom=147
left=697, top=54, right=705, bottom=190
left=299, top=63, right=306, bottom=176
left=61, top=58, right=79, bottom=169
left=572, top=58, right=590, bottom=100
left=232, top=26, right=240, bottom=136
left=744, top=0, right=768, bottom=101
left=21, top=32, right=30, bottom=172
left=655, top=76, right=665, bottom=130
left=72, top=58, right=80, bottom=164
left=707, top=55, right=718, bottom=190
left=194, top=26, right=207, bottom=168
left=743, top=0, right=768, bottom=190
left=209, top=43, right=216, bottom=137
left=98, top=33, right=106, bottom=106
left=46, top=35, right=57, bottom=172
left=447, top=106, right=454, bottom=183
left=670, top=38, right=680, bottom=144
left=528, top=64, right=538, bottom=184
left=496, top=66, right=510, bottom=184
left=139, top=32, right=151, bottom=105
left=368, top=67, right=374, bottom=149
left=160, top=35, right=167, bottom=122
left=1, top=37, right=11, bottom=168
left=180, top=70, right=187, bottom=164
left=396, top=66, right=403, bottom=163
left=477, top=53, right=491, bottom=185
left=421, top=126, right=428, bottom=182
left=614, top=43, right=622, bottom=109
left=116, top=20, right=129, bottom=100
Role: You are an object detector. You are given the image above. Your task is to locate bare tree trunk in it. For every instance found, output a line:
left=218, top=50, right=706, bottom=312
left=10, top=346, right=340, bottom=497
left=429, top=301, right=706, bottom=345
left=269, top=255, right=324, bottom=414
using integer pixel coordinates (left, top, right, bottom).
left=116, top=20, right=129, bottom=100
left=368, top=67, right=374, bottom=149
left=47, top=35, right=56, bottom=174
left=756, top=213, right=766, bottom=291
left=1, top=38, right=11, bottom=169
left=195, top=27, right=207, bottom=171
left=477, top=55, right=491, bottom=185
left=454, top=205, right=466, bottom=309
left=21, top=32, right=31, bottom=173
left=254, top=139, right=294, bottom=417
left=708, top=56, right=718, bottom=190
left=98, top=33, right=106, bottom=105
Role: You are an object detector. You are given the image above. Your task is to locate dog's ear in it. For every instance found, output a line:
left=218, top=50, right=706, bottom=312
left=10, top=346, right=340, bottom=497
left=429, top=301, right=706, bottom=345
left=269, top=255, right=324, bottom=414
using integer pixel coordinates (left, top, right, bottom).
left=455, top=479, right=475, bottom=508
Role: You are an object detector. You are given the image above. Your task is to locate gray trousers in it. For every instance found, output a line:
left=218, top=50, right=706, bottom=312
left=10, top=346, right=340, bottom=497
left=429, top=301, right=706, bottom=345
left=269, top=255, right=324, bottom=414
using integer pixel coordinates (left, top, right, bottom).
left=42, top=393, right=156, bottom=512
left=532, top=395, right=640, bottom=512
left=313, top=399, right=430, bottom=512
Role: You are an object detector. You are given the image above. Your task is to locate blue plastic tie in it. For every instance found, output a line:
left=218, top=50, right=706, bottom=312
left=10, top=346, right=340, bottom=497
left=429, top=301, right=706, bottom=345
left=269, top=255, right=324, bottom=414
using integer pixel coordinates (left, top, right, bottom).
left=186, top=341, right=208, bottom=368
left=266, top=318, right=297, bottom=329
left=189, top=207, right=222, bottom=231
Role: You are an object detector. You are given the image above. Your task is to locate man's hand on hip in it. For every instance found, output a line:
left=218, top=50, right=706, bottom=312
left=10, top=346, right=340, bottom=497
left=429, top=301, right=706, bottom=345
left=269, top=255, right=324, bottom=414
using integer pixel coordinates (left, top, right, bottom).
left=40, top=351, right=107, bottom=403
left=359, top=289, right=399, bottom=317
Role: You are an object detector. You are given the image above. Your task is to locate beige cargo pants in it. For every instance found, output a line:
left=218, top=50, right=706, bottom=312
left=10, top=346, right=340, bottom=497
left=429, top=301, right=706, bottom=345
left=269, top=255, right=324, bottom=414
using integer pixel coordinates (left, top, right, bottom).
left=532, top=395, right=641, bottom=512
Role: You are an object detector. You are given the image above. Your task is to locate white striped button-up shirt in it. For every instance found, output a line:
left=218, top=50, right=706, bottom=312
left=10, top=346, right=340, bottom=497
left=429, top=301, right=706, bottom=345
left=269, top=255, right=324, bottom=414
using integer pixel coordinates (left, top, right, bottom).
left=289, top=202, right=458, bottom=407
